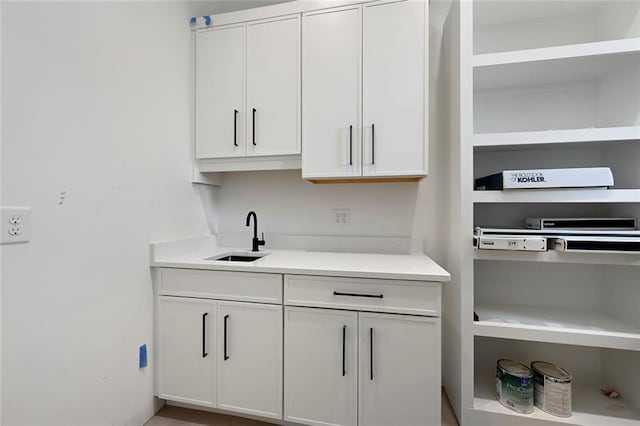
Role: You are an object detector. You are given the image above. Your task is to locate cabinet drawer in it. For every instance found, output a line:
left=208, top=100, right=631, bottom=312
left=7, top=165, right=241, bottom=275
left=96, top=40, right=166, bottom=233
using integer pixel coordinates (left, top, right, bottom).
left=284, top=275, right=440, bottom=316
left=159, top=268, right=282, bottom=304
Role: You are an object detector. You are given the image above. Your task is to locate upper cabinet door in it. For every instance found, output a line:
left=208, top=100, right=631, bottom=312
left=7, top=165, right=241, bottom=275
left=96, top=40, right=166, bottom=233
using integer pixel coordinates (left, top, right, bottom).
left=358, top=312, right=441, bottom=426
left=302, top=5, right=362, bottom=179
left=216, top=302, right=283, bottom=419
left=362, top=0, right=427, bottom=177
left=157, top=296, right=217, bottom=407
left=196, top=24, right=245, bottom=159
left=246, top=15, right=301, bottom=157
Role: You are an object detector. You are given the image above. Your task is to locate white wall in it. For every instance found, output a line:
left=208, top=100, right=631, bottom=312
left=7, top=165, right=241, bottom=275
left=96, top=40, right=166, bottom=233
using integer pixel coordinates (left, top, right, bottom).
left=0, top=1, right=285, bottom=425
left=1, top=0, right=449, bottom=424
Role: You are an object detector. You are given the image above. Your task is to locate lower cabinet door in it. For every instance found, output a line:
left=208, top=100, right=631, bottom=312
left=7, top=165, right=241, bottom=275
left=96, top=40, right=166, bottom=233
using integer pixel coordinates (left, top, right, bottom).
left=217, top=301, right=283, bottom=419
left=359, top=313, right=441, bottom=426
left=157, top=296, right=217, bottom=407
left=284, top=307, right=358, bottom=426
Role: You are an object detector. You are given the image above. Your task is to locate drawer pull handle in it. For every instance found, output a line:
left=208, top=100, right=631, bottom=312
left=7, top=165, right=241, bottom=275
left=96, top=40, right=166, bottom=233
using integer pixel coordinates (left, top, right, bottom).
left=371, top=123, right=375, bottom=165
left=370, top=327, right=374, bottom=381
left=342, top=325, right=346, bottom=376
left=333, top=291, right=383, bottom=299
left=252, top=108, right=257, bottom=146
left=233, top=110, right=238, bottom=147
left=202, top=312, right=208, bottom=358
left=224, top=314, right=230, bottom=360
left=349, top=124, right=353, bottom=166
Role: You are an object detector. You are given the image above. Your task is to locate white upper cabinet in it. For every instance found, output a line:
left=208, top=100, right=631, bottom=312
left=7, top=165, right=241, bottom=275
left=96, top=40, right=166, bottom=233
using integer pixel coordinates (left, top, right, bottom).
left=362, top=0, right=426, bottom=177
left=196, top=24, right=245, bottom=159
left=302, top=6, right=362, bottom=179
left=195, top=15, right=301, bottom=168
left=246, top=16, right=301, bottom=157
left=302, top=0, right=427, bottom=180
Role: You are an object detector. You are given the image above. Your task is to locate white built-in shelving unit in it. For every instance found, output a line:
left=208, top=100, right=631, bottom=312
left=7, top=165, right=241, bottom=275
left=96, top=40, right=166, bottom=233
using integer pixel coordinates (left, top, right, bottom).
left=446, top=1, right=640, bottom=425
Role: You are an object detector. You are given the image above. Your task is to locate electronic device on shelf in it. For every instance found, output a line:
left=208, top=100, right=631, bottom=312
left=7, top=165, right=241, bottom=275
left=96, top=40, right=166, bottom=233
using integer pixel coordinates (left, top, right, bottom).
left=474, top=235, right=547, bottom=252
left=474, top=167, right=614, bottom=190
left=475, top=227, right=640, bottom=238
left=550, top=236, right=640, bottom=253
left=525, top=217, right=637, bottom=231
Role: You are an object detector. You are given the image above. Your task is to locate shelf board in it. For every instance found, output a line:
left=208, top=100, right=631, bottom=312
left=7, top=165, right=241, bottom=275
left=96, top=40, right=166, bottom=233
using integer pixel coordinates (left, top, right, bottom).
left=473, top=126, right=640, bottom=149
left=473, top=189, right=640, bottom=204
left=473, top=38, right=640, bottom=68
left=474, top=375, right=640, bottom=426
left=474, top=304, right=640, bottom=351
left=474, top=41, right=640, bottom=91
left=474, top=249, right=640, bottom=266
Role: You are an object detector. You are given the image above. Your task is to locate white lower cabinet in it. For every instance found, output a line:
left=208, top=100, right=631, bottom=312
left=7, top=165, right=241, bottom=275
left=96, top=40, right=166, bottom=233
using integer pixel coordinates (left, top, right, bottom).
left=157, top=296, right=282, bottom=417
left=359, top=313, right=441, bottom=426
left=217, top=301, right=283, bottom=419
left=284, top=307, right=358, bottom=426
left=156, top=270, right=442, bottom=426
left=284, top=307, right=441, bottom=426
left=157, top=296, right=217, bottom=407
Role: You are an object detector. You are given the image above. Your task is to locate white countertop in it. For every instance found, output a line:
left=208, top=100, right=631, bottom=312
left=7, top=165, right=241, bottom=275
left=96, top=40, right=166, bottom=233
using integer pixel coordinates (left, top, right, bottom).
left=150, top=236, right=450, bottom=282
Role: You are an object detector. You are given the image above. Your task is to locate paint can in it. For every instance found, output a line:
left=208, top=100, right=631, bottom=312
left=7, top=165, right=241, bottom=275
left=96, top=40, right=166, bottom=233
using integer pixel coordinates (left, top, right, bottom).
left=531, top=361, right=572, bottom=417
left=496, top=359, right=534, bottom=414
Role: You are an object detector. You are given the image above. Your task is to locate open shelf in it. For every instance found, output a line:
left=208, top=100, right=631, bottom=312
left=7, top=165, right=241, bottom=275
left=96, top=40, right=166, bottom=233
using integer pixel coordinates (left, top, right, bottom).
left=474, top=47, right=640, bottom=91
left=457, top=2, right=640, bottom=426
left=473, top=38, right=640, bottom=68
left=474, top=304, right=640, bottom=351
left=474, top=249, right=640, bottom=266
left=473, top=0, right=640, bottom=55
left=473, top=189, right=640, bottom=204
left=473, top=126, right=640, bottom=149
left=474, top=374, right=640, bottom=426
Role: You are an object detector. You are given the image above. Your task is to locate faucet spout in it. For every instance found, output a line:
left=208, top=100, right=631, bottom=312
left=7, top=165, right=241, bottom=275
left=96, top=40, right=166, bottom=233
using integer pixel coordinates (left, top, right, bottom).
left=246, top=211, right=257, bottom=238
left=245, top=211, right=265, bottom=252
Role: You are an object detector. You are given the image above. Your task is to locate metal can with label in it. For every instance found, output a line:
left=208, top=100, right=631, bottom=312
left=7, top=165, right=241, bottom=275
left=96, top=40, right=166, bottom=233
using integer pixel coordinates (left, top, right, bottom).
left=496, top=359, right=534, bottom=414
left=531, top=361, right=572, bottom=417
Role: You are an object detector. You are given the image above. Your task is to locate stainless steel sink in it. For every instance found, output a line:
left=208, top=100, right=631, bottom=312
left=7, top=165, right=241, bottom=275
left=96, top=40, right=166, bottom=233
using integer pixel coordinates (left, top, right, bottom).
left=206, top=252, right=267, bottom=262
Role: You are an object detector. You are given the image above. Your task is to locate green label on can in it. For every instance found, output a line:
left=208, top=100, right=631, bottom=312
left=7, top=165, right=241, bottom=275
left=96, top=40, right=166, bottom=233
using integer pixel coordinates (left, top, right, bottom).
left=497, top=368, right=534, bottom=414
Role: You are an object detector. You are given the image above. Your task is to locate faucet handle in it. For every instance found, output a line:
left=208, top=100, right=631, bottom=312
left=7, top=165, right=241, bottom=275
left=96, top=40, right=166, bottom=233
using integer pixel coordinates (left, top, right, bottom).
left=259, top=232, right=266, bottom=246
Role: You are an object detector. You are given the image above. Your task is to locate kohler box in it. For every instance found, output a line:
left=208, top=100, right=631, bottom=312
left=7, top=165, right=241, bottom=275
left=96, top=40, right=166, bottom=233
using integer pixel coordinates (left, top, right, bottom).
left=474, top=167, right=614, bottom=190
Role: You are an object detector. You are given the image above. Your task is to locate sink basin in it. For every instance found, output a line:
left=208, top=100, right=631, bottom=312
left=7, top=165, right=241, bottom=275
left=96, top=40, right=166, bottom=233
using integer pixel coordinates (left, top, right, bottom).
left=206, top=252, right=267, bottom=262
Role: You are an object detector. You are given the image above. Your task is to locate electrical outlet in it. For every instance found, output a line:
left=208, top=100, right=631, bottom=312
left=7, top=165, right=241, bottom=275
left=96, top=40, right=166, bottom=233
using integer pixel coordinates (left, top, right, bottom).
left=1, top=207, right=31, bottom=244
left=332, top=208, right=351, bottom=227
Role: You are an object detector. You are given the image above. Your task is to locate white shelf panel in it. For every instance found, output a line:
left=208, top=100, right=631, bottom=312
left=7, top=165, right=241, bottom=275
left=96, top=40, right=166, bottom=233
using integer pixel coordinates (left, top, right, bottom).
left=473, top=38, right=640, bottom=68
left=474, top=375, right=640, bottom=426
left=473, top=189, right=640, bottom=204
left=474, top=304, right=640, bottom=351
left=474, top=45, right=640, bottom=90
left=474, top=249, right=640, bottom=266
left=473, top=126, right=640, bottom=149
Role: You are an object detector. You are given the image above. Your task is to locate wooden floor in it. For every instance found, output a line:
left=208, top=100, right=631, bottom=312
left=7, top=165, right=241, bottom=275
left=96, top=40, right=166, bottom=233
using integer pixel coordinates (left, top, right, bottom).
left=145, top=389, right=459, bottom=426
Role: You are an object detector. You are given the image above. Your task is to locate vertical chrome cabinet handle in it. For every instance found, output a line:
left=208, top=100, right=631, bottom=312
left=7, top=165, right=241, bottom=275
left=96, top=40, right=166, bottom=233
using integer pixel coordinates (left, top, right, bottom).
left=370, top=327, right=374, bottom=381
left=202, top=313, right=208, bottom=358
left=252, top=108, right=257, bottom=146
left=342, top=325, right=346, bottom=376
left=223, top=314, right=230, bottom=360
left=233, top=110, right=238, bottom=147
left=371, top=123, right=375, bottom=165
left=349, top=125, right=353, bottom=166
